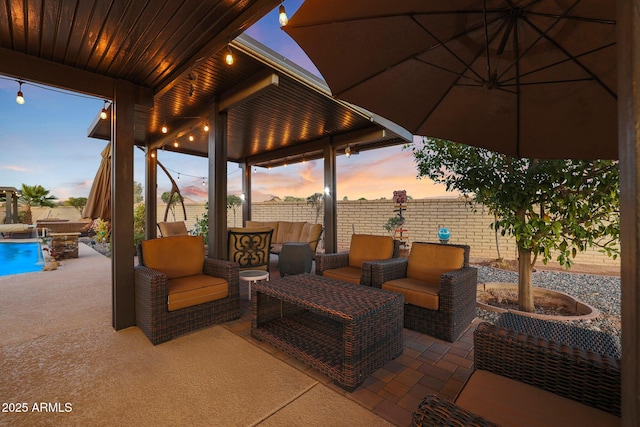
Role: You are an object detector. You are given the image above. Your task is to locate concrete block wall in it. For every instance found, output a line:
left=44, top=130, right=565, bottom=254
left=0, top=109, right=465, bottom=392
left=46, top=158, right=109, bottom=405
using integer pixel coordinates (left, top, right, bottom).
left=19, top=199, right=619, bottom=268
left=249, top=198, right=620, bottom=268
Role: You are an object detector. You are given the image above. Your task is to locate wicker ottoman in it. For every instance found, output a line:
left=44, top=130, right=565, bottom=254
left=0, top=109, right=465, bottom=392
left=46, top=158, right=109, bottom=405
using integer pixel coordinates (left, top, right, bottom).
left=252, top=274, right=404, bottom=390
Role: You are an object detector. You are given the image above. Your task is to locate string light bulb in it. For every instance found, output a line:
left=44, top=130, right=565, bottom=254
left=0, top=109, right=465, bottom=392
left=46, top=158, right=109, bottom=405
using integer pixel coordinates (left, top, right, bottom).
left=16, top=81, right=25, bottom=105
left=225, top=45, right=234, bottom=65
left=100, top=100, right=108, bottom=120
left=345, top=145, right=352, bottom=157
left=161, top=121, right=168, bottom=134
left=278, top=4, right=288, bottom=26
left=202, top=177, right=206, bottom=186
left=203, top=123, right=209, bottom=132
left=173, top=141, right=179, bottom=148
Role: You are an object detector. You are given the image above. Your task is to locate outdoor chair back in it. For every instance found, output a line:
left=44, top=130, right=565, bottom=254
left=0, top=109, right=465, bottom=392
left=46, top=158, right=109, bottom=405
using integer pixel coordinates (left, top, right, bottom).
left=227, top=227, right=273, bottom=272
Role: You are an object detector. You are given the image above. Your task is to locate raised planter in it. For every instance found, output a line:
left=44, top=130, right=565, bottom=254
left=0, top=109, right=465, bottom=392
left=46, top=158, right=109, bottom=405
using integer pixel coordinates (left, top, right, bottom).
left=477, top=282, right=599, bottom=321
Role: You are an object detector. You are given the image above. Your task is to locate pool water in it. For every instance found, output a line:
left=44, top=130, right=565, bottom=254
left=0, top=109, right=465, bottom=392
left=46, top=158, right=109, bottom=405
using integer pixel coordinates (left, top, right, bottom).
left=0, top=242, right=43, bottom=277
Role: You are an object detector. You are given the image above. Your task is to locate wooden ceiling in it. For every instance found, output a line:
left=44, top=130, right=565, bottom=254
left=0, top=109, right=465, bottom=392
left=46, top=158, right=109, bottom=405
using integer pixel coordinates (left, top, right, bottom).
left=0, top=0, right=410, bottom=166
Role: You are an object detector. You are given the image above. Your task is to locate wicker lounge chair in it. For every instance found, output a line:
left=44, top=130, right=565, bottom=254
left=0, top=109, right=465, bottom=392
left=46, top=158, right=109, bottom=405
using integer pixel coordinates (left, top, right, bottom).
left=315, top=234, right=399, bottom=285
left=134, top=235, right=240, bottom=345
left=367, top=242, right=477, bottom=342
left=413, top=317, right=621, bottom=426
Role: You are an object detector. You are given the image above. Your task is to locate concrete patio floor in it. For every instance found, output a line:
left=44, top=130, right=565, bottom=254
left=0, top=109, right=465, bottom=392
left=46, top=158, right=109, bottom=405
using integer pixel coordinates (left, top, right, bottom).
left=1, top=242, right=477, bottom=427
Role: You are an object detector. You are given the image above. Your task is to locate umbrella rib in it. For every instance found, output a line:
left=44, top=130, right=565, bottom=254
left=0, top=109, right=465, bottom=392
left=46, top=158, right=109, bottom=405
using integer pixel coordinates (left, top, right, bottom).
left=501, top=43, right=615, bottom=84
left=336, top=12, right=502, bottom=97
left=520, top=15, right=617, bottom=100
left=495, top=0, right=581, bottom=83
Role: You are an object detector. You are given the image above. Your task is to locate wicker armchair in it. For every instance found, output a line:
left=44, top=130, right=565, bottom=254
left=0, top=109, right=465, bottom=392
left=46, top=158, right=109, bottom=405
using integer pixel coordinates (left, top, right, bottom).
left=135, top=236, right=240, bottom=345
left=412, top=319, right=621, bottom=426
left=366, top=242, right=476, bottom=342
left=315, top=234, right=399, bottom=285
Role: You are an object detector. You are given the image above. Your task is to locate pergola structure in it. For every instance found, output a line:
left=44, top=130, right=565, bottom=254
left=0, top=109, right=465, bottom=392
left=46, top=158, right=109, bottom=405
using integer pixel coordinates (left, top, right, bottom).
left=0, top=2, right=638, bottom=425
left=0, top=187, right=20, bottom=224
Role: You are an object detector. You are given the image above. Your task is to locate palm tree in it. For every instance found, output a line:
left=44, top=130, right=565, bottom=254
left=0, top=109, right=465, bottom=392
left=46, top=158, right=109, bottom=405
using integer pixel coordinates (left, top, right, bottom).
left=19, top=184, right=57, bottom=224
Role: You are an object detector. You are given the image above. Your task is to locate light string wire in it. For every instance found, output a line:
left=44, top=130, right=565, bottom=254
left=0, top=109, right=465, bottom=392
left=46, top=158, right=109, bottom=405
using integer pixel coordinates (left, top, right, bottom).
left=0, top=75, right=108, bottom=102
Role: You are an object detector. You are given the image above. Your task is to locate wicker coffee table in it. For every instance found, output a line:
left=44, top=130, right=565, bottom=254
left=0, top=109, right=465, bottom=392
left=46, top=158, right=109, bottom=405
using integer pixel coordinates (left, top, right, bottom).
left=251, top=274, right=404, bottom=391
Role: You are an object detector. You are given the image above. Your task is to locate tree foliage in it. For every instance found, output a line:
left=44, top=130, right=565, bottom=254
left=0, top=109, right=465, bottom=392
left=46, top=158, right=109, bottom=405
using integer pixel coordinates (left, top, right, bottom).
left=161, top=190, right=182, bottom=220
left=227, top=195, right=243, bottom=227
left=410, top=137, right=620, bottom=311
left=133, top=181, right=144, bottom=204
left=65, top=197, right=87, bottom=215
left=306, top=192, right=323, bottom=223
left=19, top=184, right=57, bottom=224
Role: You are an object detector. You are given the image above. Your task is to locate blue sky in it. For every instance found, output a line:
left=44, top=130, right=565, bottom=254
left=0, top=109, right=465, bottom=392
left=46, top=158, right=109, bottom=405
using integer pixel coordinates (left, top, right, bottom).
left=0, top=1, right=451, bottom=203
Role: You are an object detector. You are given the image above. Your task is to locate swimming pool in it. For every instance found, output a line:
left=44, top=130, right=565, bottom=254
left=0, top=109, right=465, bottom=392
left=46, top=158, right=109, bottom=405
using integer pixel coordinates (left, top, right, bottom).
left=0, top=242, right=44, bottom=277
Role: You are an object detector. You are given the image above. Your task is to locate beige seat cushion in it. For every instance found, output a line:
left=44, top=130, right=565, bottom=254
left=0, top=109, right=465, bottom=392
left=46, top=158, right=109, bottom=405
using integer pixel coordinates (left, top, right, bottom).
left=348, top=234, right=394, bottom=268
left=141, top=235, right=204, bottom=279
left=245, top=221, right=279, bottom=239
left=157, top=221, right=189, bottom=237
left=167, top=274, right=228, bottom=311
left=382, top=278, right=439, bottom=310
left=407, top=243, right=464, bottom=283
left=455, top=369, right=620, bottom=427
left=300, top=222, right=323, bottom=252
left=322, top=266, right=363, bottom=285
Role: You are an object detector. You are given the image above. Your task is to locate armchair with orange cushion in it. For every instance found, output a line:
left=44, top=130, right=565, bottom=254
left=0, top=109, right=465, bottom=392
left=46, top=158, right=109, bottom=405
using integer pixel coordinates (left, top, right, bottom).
left=367, top=241, right=477, bottom=342
left=134, top=235, right=240, bottom=345
left=315, top=234, right=399, bottom=285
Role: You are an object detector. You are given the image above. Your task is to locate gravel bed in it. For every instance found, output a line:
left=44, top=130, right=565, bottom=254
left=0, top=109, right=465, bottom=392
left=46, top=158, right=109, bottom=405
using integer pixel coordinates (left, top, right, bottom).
left=475, top=265, right=621, bottom=343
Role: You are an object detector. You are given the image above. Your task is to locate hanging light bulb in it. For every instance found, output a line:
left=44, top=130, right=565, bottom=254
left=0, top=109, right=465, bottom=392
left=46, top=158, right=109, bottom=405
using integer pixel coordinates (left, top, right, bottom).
left=225, top=45, right=234, bottom=65
left=202, top=177, right=206, bottom=186
left=203, top=123, right=209, bottom=132
left=100, top=100, right=108, bottom=120
left=173, top=141, right=179, bottom=148
left=16, top=81, right=25, bottom=105
left=150, top=152, right=156, bottom=158
left=345, top=145, right=352, bottom=157
left=161, top=121, right=168, bottom=134
left=189, top=133, right=194, bottom=142
left=177, top=174, right=180, bottom=182
left=278, top=4, right=288, bottom=26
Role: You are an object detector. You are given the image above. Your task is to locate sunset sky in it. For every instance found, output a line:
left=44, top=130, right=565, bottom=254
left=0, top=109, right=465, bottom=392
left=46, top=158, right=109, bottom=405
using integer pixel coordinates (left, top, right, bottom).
left=0, top=1, right=455, bottom=204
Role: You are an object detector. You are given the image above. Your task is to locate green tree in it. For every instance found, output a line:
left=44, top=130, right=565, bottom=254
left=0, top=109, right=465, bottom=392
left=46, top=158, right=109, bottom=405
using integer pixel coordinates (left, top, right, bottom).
left=133, top=203, right=145, bottom=248
left=134, top=181, right=143, bottom=204
left=227, top=195, right=243, bottom=227
left=19, top=184, right=57, bottom=224
left=65, top=197, right=87, bottom=215
left=284, top=196, right=304, bottom=202
left=411, top=137, right=619, bottom=312
left=306, top=192, right=323, bottom=223
left=192, top=202, right=208, bottom=242
left=161, top=191, right=181, bottom=221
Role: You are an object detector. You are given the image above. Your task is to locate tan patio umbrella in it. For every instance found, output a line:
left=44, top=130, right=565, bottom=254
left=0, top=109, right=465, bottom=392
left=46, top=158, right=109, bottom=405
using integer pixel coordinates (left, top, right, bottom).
left=283, top=0, right=617, bottom=160
left=83, top=143, right=111, bottom=221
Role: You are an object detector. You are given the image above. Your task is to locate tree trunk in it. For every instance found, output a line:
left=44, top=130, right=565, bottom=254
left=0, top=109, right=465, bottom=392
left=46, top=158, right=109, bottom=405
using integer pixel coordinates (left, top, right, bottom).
left=518, top=247, right=535, bottom=312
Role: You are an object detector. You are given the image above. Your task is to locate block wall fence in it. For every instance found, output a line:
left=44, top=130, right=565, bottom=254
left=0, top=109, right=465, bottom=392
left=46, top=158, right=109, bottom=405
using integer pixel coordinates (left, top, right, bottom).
left=168, top=198, right=620, bottom=268
left=21, top=198, right=619, bottom=268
